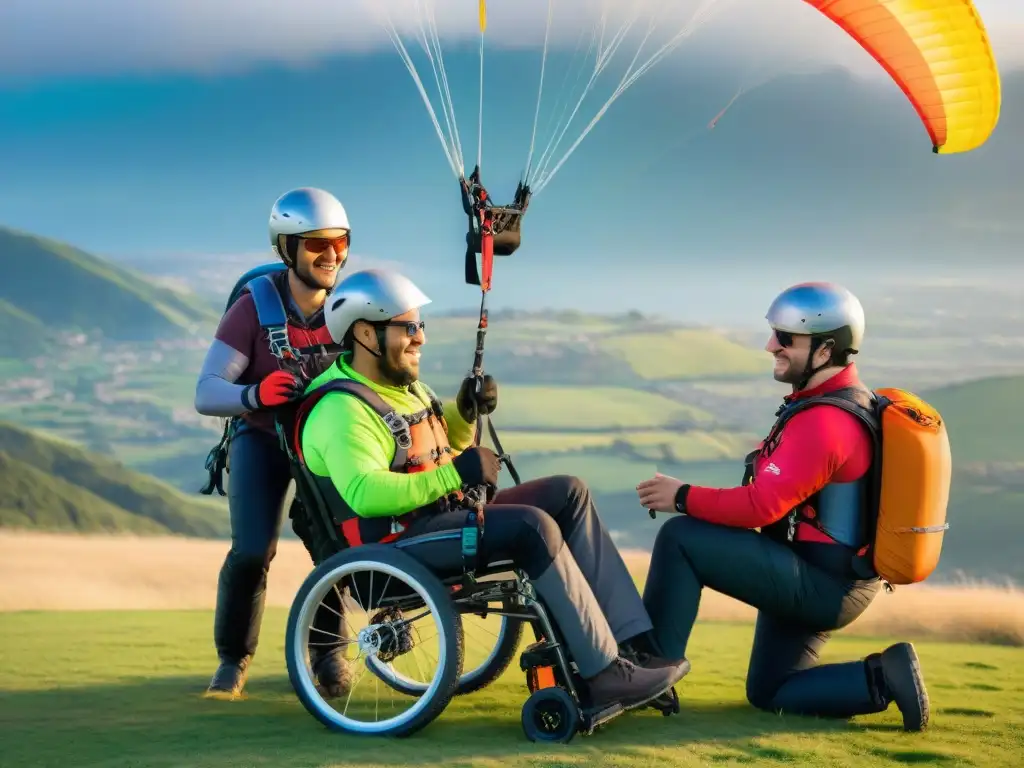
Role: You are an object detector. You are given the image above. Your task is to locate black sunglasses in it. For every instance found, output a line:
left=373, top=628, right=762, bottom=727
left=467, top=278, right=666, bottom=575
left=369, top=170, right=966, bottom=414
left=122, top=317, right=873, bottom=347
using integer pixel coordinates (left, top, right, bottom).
left=774, top=329, right=795, bottom=347
left=379, top=320, right=425, bottom=337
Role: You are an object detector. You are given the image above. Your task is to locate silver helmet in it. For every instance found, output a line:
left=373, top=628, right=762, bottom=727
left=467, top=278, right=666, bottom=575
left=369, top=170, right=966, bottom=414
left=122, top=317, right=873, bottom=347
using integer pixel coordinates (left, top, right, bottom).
left=324, top=269, right=431, bottom=345
left=268, top=187, right=351, bottom=262
left=766, top=282, right=865, bottom=354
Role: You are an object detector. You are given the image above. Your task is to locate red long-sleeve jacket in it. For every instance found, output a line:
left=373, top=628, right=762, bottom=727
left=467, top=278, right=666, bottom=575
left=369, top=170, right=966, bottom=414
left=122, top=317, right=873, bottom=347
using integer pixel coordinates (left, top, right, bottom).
left=684, top=364, right=874, bottom=544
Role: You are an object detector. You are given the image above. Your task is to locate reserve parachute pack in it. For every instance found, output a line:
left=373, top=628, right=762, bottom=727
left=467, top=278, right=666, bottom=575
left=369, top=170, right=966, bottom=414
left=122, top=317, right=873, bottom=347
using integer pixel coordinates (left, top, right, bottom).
left=773, top=386, right=953, bottom=586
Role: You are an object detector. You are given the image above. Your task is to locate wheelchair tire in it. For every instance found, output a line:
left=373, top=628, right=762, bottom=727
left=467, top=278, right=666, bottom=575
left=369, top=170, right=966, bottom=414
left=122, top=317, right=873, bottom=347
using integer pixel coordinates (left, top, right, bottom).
left=452, top=599, right=525, bottom=696
left=521, top=686, right=580, bottom=744
left=285, top=544, right=464, bottom=738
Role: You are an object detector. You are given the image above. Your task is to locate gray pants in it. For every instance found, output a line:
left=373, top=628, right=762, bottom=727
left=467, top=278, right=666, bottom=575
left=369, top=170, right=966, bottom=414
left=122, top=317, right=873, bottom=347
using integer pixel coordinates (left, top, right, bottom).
left=642, top=515, right=886, bottom=718
left=398, top=474, right=652, bottom=678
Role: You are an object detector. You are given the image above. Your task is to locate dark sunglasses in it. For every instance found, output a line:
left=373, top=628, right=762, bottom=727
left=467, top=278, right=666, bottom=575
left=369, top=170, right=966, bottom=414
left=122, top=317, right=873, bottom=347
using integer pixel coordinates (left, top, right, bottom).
left=774, top=329, right=795, bottom=347
left=381, top=320, right=425, bottom=337
left=301, top=234, right=349, bottom=254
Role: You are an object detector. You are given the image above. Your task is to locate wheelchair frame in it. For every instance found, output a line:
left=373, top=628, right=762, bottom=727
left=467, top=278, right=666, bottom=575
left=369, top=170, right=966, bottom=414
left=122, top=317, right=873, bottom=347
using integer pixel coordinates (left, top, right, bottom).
left=273, top=404, right=680, bottom=742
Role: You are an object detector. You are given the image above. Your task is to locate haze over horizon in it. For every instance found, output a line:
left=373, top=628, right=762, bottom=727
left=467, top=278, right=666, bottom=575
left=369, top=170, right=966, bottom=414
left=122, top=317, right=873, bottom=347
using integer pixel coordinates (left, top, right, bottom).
left=1, top=0, right=1020, bottom=324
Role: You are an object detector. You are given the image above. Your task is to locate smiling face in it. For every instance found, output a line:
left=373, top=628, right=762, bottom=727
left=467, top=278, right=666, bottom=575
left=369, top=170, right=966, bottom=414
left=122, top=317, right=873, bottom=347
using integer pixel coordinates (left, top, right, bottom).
left=766, top=324, right=844, bottom=388
left=378, top=309, right=426, bottom=386
left=292, top=228, right=349, bottom=290
left=765, top=327, right=814, bottom=385
left=351, top=308, right=427, bottom=387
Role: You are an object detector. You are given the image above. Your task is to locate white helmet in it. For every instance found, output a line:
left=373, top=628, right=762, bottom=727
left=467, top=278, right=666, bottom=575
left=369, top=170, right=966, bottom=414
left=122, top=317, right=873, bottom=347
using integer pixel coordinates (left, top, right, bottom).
left=269, top=187, right=351, bottom=263
left=324, top=269, right=431, bottom=345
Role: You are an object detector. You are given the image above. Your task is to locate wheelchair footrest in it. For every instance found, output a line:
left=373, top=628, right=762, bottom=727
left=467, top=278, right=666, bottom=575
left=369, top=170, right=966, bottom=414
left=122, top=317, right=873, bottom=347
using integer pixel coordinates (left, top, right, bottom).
left=580, top=701, right=624, bottom=735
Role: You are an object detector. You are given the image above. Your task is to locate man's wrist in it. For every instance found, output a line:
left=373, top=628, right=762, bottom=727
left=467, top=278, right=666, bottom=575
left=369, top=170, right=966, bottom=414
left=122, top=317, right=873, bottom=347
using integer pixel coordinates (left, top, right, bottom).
left=674, top=484, right=691, bottom=513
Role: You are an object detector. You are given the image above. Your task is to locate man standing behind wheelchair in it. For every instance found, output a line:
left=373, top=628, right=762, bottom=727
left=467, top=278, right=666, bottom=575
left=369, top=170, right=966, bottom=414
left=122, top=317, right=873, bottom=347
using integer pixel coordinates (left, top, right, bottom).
left=194, top=187, right=355, bottom=700
left=299, top=268, right=690, bottom=712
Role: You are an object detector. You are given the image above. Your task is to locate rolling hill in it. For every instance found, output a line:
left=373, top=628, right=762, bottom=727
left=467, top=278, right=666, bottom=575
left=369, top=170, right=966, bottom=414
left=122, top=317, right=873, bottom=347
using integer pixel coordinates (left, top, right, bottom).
left=924, top=374, right=1024, bottom=464
left=0, top=225, right=218, bottom=351
left=0, top=421, right=229, bottom=537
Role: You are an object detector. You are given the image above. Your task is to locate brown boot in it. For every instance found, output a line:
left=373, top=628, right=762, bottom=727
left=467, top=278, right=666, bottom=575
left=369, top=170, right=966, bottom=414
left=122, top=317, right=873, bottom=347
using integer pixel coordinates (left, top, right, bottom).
left=585, top=656, right=688, bottom=711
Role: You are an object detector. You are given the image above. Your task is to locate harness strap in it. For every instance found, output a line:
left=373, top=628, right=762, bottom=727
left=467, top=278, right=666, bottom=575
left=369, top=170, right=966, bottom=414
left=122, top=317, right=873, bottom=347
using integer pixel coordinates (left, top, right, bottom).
left=292, top=378, right=412, bottom=472
left=248, top=274, right=344, bottom=363
left=767, top=389, right=883, bottom=571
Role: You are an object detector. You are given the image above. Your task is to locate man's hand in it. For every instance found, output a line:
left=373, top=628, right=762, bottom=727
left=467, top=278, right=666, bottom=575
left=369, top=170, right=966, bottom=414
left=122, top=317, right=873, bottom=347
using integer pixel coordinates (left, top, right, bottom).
left=248, top=370, right=304, bottom=409
left=452, top=446, right=502, bottom=489
left=637, top=473, right=686, bottom=514
left=456, top=374, right=498, bottom=423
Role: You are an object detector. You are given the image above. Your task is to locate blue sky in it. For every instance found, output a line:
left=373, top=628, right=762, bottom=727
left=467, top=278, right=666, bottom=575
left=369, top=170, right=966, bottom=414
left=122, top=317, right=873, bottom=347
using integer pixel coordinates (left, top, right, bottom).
left=1, top=0, right=1021, bottom=321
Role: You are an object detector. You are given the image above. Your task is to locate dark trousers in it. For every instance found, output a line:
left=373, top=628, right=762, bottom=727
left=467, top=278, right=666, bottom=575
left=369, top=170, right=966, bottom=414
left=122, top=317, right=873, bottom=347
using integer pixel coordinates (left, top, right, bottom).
left=213, top=423, right=341, bottom=663
left=642, top=515, right=886, bottom=718
left=398, top=475, right=652, bottom=678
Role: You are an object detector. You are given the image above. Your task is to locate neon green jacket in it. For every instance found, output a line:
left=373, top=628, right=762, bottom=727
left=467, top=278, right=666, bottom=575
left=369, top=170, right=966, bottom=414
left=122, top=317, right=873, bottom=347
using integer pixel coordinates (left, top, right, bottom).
left=301, top=354, right=476, bottom=519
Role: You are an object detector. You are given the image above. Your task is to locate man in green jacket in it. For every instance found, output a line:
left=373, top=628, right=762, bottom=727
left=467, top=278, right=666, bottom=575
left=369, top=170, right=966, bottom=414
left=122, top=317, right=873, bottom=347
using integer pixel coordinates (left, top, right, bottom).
left=298, top=268, right=689, bottom=712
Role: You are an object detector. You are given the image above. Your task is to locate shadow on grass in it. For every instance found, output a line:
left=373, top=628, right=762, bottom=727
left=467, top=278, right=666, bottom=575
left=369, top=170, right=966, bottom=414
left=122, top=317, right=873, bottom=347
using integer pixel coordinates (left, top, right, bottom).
left=0, top=672, right=891, bottom=768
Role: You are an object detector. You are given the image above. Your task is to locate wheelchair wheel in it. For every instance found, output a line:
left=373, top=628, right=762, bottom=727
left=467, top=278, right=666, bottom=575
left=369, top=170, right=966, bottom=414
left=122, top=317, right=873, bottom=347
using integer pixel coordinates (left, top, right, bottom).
left=285, top=544, right=464, bottom=738
left=367, top=594, right=525, bottom=697
left=521, top=686, right=580, bottom=744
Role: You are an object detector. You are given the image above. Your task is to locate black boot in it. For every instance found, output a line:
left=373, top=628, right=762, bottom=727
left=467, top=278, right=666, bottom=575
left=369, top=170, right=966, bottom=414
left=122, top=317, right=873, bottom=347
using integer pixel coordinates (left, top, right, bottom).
left=311, top=647, right=354, bottom=699
left=206, top=550, right=270, bottom=699
left=205, top=655, right=251, bottom=699
left=866, top=642, right=930, bottom=731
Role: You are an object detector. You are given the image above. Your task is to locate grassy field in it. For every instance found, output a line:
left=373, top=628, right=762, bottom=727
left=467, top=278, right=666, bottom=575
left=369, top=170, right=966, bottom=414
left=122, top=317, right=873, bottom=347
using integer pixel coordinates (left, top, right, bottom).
left=2, top=532, right=1023, bottom=765
left=598, top=329, right=767, bottom=380
left=493, top=386, right=713, bottom=430
left=3, top=609, right=1023, bottom=768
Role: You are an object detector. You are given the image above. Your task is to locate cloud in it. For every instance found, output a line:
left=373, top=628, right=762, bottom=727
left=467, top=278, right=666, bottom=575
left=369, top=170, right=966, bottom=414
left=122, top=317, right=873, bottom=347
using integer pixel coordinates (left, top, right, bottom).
left=1, top=0, right=1021, bottom=83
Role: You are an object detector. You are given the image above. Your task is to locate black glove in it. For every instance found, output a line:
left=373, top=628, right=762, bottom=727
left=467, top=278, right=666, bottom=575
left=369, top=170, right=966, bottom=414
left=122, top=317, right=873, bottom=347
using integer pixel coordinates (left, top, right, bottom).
left=452, top=446, right=501, bottom=489
left=456, top=374, right=498, bottom=423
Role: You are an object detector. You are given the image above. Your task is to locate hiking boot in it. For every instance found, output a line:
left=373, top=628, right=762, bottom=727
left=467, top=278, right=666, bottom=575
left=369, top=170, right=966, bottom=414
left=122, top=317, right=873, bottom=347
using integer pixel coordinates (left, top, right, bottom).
left=869, top=642, right=929, bottom=731
left=204, top=655, right=251, bottom=700
left=311, top=648, right=354, bottom=699
left=620, top=643, right=689, bottom=671
left=585, top=655, right=688, bottom=711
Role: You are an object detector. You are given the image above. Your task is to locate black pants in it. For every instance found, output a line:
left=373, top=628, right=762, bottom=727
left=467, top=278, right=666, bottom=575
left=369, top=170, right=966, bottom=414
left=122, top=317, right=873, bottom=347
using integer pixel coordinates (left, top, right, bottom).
left=642, top=515, right=886, bottom=718
left=397, top=475, right=653, bottom=679
left=213, top=423, right=341, bottom=663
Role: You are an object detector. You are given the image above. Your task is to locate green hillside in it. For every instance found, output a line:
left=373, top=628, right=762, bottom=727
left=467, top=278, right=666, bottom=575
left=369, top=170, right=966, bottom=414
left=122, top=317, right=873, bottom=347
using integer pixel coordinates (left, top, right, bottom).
left=0, top=452, right=168, bottom=535
left=599, top=328, right=767, bottom=380
left=0, top=421, right=228, bottom=537
left=0, top=225, right=217, bottom=347
left=924, top=374, right=1024, bottom=463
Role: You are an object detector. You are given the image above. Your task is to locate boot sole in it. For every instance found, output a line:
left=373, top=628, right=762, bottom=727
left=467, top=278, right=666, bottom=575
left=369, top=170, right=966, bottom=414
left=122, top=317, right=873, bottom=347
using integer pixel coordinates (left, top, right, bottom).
left=886, top=643, right=929, bottom=731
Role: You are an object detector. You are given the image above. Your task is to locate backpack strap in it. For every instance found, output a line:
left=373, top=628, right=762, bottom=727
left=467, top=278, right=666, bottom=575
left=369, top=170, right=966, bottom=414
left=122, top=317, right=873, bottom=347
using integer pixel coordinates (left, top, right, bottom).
left=292, top=378, right=412, bottom=472
left=248, top=274, right=302, bottom=363
left=248, top=274, right=344, bottom=364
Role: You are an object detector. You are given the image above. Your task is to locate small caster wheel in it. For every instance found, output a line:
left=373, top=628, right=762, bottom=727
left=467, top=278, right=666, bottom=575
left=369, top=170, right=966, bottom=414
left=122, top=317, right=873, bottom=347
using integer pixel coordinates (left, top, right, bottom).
left=521, top=686, right=580, bottom=743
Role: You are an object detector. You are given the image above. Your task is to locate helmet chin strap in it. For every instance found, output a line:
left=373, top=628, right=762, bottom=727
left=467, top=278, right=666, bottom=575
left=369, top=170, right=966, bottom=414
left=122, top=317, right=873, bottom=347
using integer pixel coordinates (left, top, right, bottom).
left=796, top=337, right=835, bottom=391
left=354, top=326, right=389, bottom=359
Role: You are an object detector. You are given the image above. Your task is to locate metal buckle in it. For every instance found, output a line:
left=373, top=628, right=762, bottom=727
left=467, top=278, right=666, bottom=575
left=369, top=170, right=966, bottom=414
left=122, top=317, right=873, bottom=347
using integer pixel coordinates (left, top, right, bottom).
left=267, top=327, right=301, bottom=361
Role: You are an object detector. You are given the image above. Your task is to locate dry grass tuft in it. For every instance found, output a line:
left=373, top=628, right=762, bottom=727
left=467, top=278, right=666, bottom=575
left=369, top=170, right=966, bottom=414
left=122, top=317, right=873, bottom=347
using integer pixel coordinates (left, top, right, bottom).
left=2, top=531, right=1021, bottom=647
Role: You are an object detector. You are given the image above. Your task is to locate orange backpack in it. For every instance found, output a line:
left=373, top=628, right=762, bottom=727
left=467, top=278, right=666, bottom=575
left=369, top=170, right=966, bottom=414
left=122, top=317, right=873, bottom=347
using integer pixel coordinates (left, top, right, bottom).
left=779, top=387, right=953, bottom=586
left=863, top=388, right=953, bottom=585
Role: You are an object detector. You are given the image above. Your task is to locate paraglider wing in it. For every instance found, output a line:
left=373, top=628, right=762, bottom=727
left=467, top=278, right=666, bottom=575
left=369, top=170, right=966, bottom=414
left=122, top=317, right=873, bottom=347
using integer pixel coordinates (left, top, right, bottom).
left=803, top=0, right=1000, bottom=154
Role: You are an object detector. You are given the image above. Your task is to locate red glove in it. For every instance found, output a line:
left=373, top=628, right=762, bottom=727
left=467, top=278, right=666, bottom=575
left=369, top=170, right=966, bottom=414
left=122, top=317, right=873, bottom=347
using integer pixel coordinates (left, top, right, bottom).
left=250, top=370, right=304, bottom=409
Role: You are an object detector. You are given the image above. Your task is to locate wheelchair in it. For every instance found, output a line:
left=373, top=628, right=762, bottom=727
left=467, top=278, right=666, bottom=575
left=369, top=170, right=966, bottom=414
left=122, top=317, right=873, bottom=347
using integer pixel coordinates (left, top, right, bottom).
left=273, top=400, right=681, bottom=743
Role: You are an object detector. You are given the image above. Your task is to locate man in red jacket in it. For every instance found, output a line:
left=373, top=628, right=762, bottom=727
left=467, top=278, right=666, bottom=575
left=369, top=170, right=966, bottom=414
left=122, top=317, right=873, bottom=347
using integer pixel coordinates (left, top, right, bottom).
left=635, top=282, right=930, bottom=731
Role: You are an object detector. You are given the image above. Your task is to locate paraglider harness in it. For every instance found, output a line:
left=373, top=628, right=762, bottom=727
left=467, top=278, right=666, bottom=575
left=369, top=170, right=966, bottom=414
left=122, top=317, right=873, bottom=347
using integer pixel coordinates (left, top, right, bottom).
left=199, top=264, right=341, bottom=496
